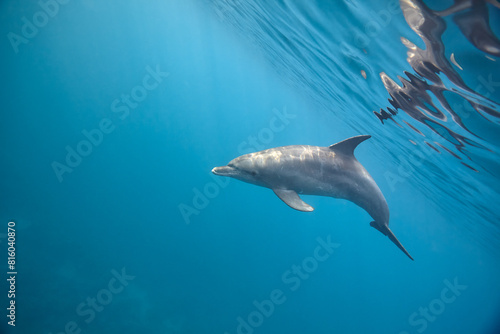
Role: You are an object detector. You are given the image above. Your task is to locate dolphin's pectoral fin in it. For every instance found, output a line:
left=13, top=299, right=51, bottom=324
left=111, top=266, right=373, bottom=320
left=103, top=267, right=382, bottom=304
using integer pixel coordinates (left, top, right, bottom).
left=273, top=189, right=314, bottom=212
left=370, top=221, right=414, bottom=261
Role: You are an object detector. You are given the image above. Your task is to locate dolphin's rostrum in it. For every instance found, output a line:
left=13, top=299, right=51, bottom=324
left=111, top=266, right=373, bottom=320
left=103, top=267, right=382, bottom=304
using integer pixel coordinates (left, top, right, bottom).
left=212, top=135, right=413, bottom=260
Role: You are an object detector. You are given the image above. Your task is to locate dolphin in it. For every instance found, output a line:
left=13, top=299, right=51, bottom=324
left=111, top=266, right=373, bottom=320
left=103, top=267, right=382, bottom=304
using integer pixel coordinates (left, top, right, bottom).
left=212, top=135, right=413, bottom=260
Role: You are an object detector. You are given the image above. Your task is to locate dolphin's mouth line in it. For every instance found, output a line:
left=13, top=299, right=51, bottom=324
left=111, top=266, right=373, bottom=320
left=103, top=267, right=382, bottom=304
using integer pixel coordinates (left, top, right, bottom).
left=213, top=165, right=258, bottom=178
left=212, top=166, right=236, bottom=176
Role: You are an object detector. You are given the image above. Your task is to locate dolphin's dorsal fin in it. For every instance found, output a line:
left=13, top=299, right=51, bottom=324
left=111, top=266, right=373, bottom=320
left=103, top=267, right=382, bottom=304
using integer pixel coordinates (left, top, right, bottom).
left=273, top=189, right=314, bottom=212
left=329, top=135, right=371, bottom=156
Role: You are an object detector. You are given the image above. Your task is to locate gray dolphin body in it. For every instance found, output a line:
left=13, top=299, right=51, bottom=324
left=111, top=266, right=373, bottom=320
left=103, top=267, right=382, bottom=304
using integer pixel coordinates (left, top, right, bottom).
left=212, top=135, right=413, bottom=260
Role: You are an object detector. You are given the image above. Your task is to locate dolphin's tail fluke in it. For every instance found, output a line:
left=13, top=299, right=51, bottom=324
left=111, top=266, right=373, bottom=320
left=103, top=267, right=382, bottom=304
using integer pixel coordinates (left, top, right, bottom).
left=370, top=221, right=414, bottom=261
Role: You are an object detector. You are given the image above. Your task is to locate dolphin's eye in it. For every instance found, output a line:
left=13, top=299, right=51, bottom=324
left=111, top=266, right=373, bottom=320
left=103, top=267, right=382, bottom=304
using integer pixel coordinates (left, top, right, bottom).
left=250, top=171, right=257, bottom=176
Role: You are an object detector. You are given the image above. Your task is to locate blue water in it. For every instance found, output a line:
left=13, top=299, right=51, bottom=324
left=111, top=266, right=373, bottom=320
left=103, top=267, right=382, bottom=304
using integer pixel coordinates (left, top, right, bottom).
left=1, top=0, right=500, bottom=333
